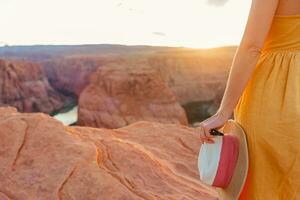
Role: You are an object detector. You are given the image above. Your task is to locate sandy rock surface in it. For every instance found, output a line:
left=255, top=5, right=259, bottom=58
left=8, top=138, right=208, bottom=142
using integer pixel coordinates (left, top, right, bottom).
left=0, top=107, right=217, bottom=200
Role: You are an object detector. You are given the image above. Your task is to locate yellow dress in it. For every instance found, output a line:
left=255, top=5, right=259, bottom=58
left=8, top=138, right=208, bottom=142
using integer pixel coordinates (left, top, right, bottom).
left=234, top=15, right=300, bottom=200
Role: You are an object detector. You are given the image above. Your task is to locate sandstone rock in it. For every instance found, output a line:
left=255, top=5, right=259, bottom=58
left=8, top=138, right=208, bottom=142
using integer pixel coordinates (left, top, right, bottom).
left=147, top=47, right=236, bottom=105
left=42, top=56, right=120, bottom=96
left=78, top=62, right=188, bottom=128
left=41, top=47, right=235, bottom=124
left=0, top=59, right=65, bottom=113
left=41, top=47, right=235, bottom=104
left=0, top=107, right=217, bottom=200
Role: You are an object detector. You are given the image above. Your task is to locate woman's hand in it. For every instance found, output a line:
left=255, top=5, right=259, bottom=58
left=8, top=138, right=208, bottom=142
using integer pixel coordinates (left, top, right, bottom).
left=195, top=109, right=232, bottom=144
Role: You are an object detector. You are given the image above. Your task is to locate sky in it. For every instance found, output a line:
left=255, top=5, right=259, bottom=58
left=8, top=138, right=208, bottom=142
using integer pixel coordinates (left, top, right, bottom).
left=0, top=0, right=251, bottom=48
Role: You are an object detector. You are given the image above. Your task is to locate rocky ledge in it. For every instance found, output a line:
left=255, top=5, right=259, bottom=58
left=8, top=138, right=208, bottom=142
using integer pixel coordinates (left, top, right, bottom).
left=0, top=107, right=217, bottom=200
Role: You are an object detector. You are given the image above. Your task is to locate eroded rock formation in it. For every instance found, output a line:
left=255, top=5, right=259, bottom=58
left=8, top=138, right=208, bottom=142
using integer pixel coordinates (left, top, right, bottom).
left=0, top=107, right=217, bottom=200
left=148, top=47, right=235, bottom=105
left=78, top=62, right=188, bottom=128
left=41, top=47, right=235, bottom=104
left=42, top=56, right=121, bottom=96
left=0, top=59, right=65, bottom=113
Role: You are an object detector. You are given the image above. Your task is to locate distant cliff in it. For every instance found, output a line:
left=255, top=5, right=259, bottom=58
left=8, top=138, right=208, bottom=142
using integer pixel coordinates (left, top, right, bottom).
left=42, top=56, right=115, bottom=96
left=42, top=46, right=236, bottom=104
left=0, top=59, right=66, bottom=113
left=148, top=46, right=235, bottom=104
left=78, top=62, right=188, bottom=128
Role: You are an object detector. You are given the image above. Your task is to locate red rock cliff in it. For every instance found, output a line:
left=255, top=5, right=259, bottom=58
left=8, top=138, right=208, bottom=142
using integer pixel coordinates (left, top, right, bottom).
left=41, top=47, right=235, bottom=104
left=148, top=47, right=235, bottom=105
left=0, top=59, right=65, bottom=113
left=42, top=56, right=121, bottom=96
left=78, top=62, right=188, bottom=128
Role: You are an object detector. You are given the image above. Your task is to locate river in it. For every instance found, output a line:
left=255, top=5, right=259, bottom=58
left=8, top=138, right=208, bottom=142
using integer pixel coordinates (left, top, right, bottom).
left=53, top=106, right=78, bottom=126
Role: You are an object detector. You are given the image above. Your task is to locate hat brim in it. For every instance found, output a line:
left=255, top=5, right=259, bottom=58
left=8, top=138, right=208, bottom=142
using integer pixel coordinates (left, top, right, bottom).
left=215, top=119, right=249, bottom=200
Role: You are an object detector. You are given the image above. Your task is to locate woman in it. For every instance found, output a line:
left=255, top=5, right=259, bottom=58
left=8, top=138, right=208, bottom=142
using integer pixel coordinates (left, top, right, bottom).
left=196, top=0, right=300, bottom=199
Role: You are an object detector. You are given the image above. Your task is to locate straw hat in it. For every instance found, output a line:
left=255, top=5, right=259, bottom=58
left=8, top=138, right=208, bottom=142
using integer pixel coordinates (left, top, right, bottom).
left=197, top=119, right=249, bottom=200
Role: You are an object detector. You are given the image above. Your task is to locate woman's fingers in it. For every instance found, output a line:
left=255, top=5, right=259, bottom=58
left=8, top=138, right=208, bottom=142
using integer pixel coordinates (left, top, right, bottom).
left=195, top=110, right=230, bottom=144
left=198, top=124, right=215, bottom=143
left=200, top=122, right=214, bottom=138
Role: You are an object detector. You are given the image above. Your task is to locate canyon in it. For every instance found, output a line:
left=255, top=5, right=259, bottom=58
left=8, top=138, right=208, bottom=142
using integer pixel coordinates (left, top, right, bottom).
left=0, top=44, right=235, bottom=199
left=0, top=45, right=236, bottom=125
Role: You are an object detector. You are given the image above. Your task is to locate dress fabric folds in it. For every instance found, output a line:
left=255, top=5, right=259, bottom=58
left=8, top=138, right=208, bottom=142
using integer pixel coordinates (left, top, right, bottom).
left=234, top=15, right=300, bottom=200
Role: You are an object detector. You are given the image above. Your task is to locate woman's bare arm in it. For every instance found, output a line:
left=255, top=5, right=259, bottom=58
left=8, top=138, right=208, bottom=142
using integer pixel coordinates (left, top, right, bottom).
left=218, top=0, right=279, bottom=118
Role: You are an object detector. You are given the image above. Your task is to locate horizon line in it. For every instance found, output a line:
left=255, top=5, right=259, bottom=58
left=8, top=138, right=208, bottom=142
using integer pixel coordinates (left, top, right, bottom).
left=0, top=42, right=238, bottom=50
